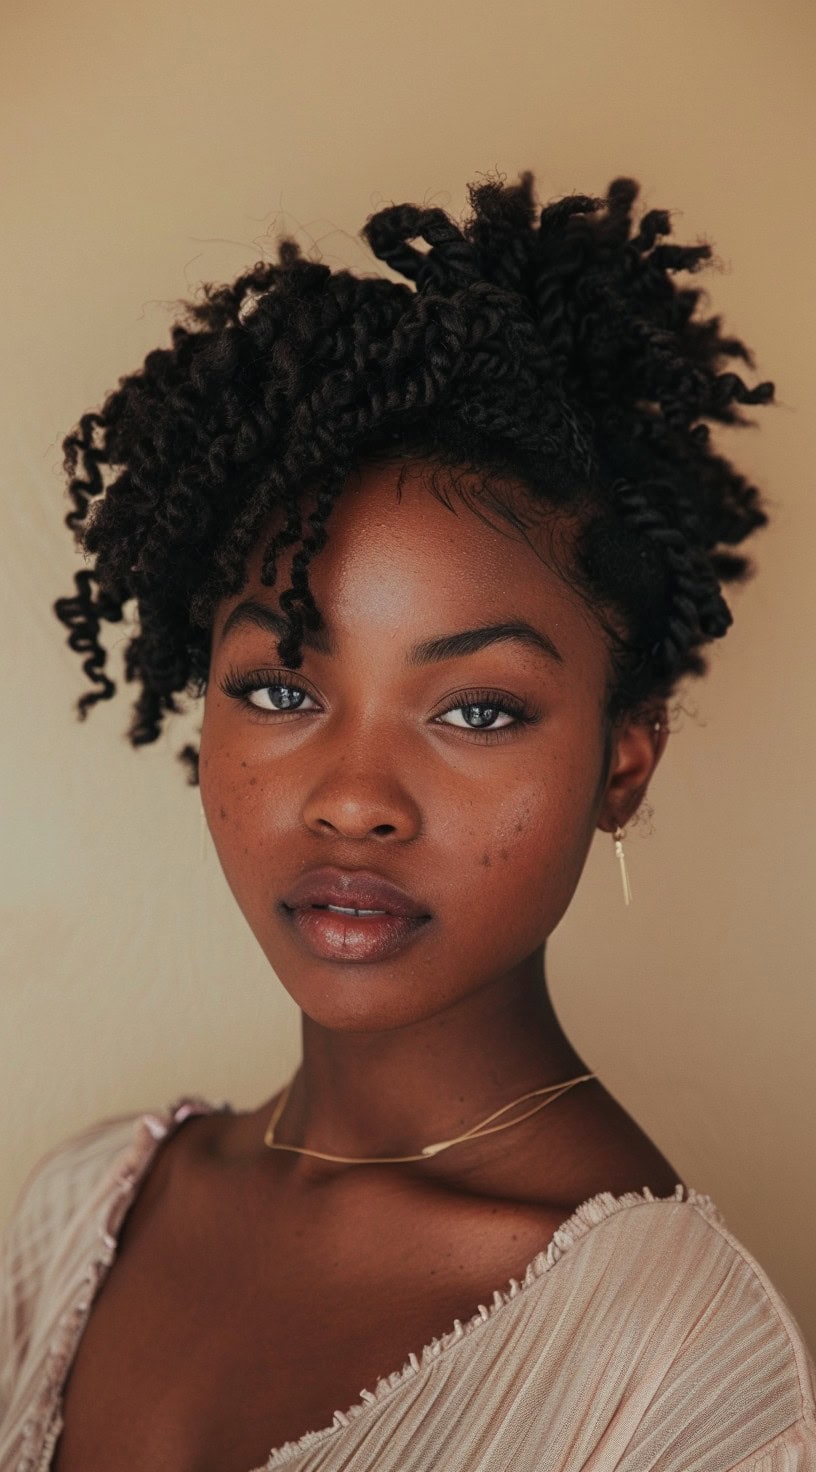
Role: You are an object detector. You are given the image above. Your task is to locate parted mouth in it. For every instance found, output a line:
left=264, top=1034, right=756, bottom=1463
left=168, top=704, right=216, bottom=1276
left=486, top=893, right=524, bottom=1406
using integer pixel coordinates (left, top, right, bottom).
left=281, top=866, right=432, bottom=919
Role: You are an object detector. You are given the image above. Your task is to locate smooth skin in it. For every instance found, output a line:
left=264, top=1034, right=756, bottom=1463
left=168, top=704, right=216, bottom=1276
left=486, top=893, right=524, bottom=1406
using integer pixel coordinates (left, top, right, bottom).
left=53, top=460, right=681, bottom=1472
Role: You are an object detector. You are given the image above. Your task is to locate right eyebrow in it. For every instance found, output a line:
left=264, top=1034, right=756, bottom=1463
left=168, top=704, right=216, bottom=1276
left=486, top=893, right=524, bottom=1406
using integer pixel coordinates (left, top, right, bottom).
left=217, top=601, right=564, bottom=667
left=217, top=601, right=332, bottom=655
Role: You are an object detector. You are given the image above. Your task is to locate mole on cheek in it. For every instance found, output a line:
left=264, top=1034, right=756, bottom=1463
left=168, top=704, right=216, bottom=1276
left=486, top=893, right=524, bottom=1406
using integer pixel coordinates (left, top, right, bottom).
left=249, top=777, right=257, bottom=786
left=481, top=852, right=492, bottom=868
left=219, top=806, right=227, bottom=821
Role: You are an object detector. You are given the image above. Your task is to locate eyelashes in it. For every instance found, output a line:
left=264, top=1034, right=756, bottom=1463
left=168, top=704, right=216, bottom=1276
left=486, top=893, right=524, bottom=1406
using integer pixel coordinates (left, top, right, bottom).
left=217, top=665, right=540, bottom=741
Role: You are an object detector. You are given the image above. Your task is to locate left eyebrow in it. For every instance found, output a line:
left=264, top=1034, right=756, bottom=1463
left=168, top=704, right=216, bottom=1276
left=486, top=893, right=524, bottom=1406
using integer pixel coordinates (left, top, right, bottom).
left=217, top=601, right=564, bottom=666
left=407, top=620, right=564, bottom=667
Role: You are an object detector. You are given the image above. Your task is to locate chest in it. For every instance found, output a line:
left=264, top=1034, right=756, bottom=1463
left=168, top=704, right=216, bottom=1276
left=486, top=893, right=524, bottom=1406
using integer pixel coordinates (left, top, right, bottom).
left=49, top=1167, right=564, bottom=1472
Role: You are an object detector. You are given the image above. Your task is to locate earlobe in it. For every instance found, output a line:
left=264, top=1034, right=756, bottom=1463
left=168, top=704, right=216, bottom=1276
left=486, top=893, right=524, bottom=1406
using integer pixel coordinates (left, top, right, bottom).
left=597, top=711, right=669, bottom=834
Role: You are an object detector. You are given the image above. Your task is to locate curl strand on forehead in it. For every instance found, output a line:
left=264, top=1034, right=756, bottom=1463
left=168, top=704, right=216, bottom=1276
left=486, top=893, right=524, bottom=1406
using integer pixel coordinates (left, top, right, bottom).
left=52, top=169, right=774, bottom=784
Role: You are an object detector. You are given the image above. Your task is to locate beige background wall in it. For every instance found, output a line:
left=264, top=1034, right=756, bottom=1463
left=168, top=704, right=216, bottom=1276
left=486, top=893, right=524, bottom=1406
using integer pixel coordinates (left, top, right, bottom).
left=2, top=0, right=814, bottom=1349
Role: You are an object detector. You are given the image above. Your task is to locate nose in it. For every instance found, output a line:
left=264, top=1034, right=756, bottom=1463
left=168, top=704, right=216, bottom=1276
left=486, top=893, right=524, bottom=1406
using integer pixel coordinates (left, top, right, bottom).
left=300, top=758, right=422, bottom=842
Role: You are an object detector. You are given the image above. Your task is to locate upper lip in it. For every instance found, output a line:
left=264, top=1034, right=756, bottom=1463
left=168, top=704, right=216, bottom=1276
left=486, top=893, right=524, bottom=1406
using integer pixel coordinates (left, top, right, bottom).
left=282, top=867, right=431, bottom=918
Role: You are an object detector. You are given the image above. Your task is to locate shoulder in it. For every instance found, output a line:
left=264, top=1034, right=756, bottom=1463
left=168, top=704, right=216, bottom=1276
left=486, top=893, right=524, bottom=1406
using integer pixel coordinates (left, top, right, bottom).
left=543, top=1074, right=686, bottom=1202
left=0, top=1095, right=221, bottom=1404
left=633, top=1193, right=816, bottom=1468
left=530, top=1184, right=816, bottom=1470
left=1, top=1094, right=218, bottom=1256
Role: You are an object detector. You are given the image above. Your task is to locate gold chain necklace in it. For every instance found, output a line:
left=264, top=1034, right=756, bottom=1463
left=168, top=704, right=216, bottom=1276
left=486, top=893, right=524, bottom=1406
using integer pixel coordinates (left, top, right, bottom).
left=263, top=1071, right=597, bottom=1164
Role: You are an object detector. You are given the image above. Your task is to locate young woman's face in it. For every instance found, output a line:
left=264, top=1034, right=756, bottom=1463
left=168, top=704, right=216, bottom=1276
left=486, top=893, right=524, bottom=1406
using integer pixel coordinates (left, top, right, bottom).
left=199, top=459, right=660, bottom=1032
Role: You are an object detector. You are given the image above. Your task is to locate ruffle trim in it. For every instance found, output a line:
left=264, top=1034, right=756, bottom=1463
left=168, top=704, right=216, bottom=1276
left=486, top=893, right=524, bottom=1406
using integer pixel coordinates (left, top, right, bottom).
left=262, top=1179, right=728, bottom=1469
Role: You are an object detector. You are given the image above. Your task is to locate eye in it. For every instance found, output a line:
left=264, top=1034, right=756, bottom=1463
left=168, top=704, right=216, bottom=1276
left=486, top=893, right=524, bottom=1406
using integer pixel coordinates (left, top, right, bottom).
left=434, top=689, right=537, bottom=740
left=218, top=667, right=317, bottom=713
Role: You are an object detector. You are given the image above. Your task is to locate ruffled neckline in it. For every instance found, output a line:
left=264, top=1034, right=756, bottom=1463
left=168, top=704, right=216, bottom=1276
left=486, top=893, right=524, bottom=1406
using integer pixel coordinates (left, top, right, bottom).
left=23, top=1094, right=728, bottom=1472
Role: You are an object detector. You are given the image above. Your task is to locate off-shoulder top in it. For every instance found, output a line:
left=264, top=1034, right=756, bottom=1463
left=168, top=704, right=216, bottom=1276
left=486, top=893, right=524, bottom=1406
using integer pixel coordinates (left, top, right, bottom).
left=1, top=1096, right=815, bottom=1471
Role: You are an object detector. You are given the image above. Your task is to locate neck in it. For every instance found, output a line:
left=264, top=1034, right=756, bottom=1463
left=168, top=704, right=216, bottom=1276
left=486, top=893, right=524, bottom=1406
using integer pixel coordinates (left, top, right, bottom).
left=271, top=948, right=591, bottom=1180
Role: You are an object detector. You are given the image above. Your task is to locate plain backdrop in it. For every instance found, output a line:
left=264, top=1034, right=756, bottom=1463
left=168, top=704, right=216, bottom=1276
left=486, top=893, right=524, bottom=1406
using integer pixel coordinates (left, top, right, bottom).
left=1, top=0, right=814, bottom=1349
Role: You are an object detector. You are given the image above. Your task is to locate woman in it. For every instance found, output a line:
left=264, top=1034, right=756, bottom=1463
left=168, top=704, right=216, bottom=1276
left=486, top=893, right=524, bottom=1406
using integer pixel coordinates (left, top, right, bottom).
left=2, top=169, right=814, bottom=1471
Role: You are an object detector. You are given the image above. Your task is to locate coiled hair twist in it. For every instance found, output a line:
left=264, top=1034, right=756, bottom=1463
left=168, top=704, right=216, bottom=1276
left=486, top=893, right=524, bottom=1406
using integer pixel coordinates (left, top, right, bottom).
left=52, top=168, right=774, bottom=784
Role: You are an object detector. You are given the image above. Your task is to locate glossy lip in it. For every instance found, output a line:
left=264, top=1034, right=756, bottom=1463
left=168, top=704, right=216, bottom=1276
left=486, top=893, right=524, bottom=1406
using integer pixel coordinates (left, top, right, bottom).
left=281, top=866, right=432, bottom=920
left=283, top=905, right=432, bottom=964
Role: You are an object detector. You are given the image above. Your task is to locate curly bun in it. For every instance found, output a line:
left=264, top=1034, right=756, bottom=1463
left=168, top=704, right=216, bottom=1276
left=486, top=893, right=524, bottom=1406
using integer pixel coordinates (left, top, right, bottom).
left=53, top=169, right=773, bottom=784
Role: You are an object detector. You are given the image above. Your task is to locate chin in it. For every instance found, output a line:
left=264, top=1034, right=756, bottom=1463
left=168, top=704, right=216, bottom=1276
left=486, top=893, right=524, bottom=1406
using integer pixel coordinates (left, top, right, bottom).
left=284, top=974, right=443, bottom=1033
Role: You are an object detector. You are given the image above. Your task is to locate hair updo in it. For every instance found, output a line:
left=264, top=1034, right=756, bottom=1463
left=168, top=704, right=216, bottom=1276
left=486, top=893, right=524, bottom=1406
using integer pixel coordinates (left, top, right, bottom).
left=53, top=169, right=773, bottom=785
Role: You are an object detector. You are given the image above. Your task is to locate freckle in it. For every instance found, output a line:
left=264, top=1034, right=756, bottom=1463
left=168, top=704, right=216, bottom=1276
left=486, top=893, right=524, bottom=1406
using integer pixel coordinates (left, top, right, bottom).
left=500, top=848, right=508, bottom=860
left=481, top=852, right=491, bottom=867
left=514, top=819, right=524, bottom=833
left=240, top=761, right=247, bottom=768
left=219, top=806, right=227, bottom=821
left=249, top=777, right=257, bottom=786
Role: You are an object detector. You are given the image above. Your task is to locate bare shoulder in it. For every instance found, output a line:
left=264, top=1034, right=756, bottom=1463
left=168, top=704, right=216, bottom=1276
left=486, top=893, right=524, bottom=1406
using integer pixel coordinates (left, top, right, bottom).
left=403, top=1074, right=690, bottom=1287
left=521, top=1075, right=685, bottom=1212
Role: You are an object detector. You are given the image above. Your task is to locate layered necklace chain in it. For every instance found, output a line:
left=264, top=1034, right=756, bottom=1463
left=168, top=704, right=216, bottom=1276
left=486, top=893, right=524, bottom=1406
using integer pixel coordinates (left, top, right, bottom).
left=263, top=1071, right=597, bottom=1165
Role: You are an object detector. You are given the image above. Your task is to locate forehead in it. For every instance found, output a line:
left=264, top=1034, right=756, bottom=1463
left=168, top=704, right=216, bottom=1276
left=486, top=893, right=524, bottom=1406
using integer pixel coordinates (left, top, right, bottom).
left=214, top=458, right=604, bottom=668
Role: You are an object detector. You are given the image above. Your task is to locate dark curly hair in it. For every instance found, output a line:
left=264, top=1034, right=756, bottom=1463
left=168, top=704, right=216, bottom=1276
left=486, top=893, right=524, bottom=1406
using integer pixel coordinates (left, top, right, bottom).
left=53, top=169, right=773, bottom=786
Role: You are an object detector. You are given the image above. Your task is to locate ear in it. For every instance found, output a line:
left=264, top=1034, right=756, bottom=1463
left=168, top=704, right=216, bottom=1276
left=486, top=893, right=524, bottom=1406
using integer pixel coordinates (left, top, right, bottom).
left=596, top=705, right=670, bottom=834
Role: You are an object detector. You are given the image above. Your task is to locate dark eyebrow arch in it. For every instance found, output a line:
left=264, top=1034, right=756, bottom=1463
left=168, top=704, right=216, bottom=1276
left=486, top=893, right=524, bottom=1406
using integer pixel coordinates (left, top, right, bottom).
left=218, top=601, right=564, bottom=666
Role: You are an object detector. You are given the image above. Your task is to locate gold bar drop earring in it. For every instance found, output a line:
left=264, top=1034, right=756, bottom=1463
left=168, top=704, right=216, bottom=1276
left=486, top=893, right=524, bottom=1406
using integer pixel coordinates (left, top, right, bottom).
left=613, top=826, right=632, bottom=906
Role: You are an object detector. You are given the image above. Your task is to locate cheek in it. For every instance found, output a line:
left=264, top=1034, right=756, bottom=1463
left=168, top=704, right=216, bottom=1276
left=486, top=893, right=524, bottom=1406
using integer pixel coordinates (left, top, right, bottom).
left=201, top=772, right=289, bottom=940
left=198, top=720, right=284, bottom=902
left=202, top=765, right=274, bottom=841
left=450, top=754, right=597, bottom=944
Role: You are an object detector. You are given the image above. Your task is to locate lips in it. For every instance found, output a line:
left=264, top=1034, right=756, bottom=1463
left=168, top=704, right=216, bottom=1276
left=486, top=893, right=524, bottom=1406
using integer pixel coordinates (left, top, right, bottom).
left=281, top=866, right=431, bottom=919
left=284, top=906, right=431, bottom=964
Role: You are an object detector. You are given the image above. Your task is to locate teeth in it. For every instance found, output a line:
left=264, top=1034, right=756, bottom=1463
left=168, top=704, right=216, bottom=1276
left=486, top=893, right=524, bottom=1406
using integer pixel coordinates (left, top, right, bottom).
left=324, top=904, right=387, bottom=916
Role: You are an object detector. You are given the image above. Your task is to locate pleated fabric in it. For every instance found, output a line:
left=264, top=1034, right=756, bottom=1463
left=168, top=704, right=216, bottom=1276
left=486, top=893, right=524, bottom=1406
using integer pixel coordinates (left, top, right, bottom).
left=1, top=1096, right=814, bottom=1472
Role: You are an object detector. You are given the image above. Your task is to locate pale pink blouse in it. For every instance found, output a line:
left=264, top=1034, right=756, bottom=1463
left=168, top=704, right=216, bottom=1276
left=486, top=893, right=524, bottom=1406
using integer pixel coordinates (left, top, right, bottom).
left=1, top=1096, right=815, bottom=1471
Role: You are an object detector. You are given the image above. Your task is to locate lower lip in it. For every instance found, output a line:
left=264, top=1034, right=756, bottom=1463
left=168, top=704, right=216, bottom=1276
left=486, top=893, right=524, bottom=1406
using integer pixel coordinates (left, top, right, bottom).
left=282, top=905, right=432, bottom=963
